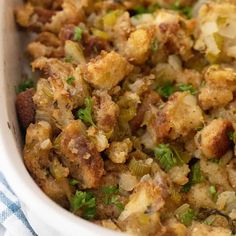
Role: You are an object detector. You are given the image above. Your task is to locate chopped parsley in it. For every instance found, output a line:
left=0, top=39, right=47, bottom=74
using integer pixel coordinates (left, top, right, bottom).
left=157, top=83, right=197, bottom=98
left=177, top=83, right=197, bottom=95
left=132, top=4, right=160, bottom=17
left=16, top=79, right=34, bottom=93
left=133, top=6, right=150, bottom=15
left=77, top=97, right=95, bottom=126
left=74, top=27, right=83, bottom=41
left=171, top=0, right=192, bottom=19
left=70, top=190, right=96, bottom=219
left=102, top=186, right=119, bottom=195
left=154, top=144, right=183, bottom=171
left=182, top=161, right=204, bottom=192
left=69, top=178, right=79, bottom=186
left=148, top=3, right=160, bottom=13
left=102, top=186, right=124, bottom=211
left=157, top=82, right=175, bottom=98
left=227, top=131, right=235, bottom=141
left=133, top=4, right=160, bottom=15
left=108, top=196, right=124, bottom=211
left=66, top=76, right=76, bottom=85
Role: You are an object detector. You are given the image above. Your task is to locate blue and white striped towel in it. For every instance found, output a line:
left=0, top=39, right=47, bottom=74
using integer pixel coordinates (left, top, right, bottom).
left=0, top=173, right=37, bottom=236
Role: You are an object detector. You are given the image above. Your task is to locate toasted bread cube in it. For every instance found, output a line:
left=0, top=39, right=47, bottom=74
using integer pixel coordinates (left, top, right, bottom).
left=119, top=180, right=164, bottom=221
left=59, top=120, right=104, bottom=188
left=124, top=29, right=153, bottom=64
left=93, top=90, right=119, bottom=135
left=200, top=119, right=233, bottom=158
left=187, top=183, right=216, bottom=209
left=82, top=51, right=133, bottom=89
left=153, top=92, right=204, bottom=141
left=107, top=138, right=132, bottom=164
left=199, top=87, right=233, bottom=111
left=199, top=65, right=236, bottom=110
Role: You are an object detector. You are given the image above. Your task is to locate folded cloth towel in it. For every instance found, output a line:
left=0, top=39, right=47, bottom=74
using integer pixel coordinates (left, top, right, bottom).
left=0, top=173, right=37, bottom=236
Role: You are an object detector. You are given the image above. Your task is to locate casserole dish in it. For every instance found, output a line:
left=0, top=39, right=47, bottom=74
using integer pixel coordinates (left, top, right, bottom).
left=3, top=0, right=236, bottom=235
left=0, top=1, right=123, bottom=235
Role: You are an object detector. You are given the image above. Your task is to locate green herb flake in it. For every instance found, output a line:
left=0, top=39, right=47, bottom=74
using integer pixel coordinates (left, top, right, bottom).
left=132, top=4, right=160, bottom=17
left=178, top=207, right=196, bottom=226
left=182, top=161, right=204, bottom=192
left=70, top=190, right=96, bottom=219
left=66, top=76, right=76, bottom=85
left=182, top=183, right=191, bottom=193
left=110, top=196, right=124, bottom=211
left=77, top=97, right=95, bottom=126
left=133, top=6, right=149, bottom=15
left=154, top=144, right=183, bottom=171
left=148, top=3, right=160, bottom=13
left=227, top=131, right=235, bottom=141
left=69, top=178, right=79, bottom=186
left=171, top=0, right=192, bottom=19
left=104, top=195, right=124, bottom=211
left=83, top=207, right=96, bottom=220
left=177, top=83, right=197, bottom=95
left=157, top=82, right=175, bottom=98
left=102, top=186, right=119, bottom=195
left=102, top=186, right=124, bottom=211
left=16, top=79, right=34, bottom=93
left=74, top=27, right=83, bottom=41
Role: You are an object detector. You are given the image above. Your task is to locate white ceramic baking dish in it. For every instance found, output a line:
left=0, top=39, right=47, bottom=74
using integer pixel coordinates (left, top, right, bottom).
left=0, top=1, right=125, bottom=235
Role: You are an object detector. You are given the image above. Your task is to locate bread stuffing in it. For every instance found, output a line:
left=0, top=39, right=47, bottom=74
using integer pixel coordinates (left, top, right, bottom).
left=15, top=0, right=236, bottom=235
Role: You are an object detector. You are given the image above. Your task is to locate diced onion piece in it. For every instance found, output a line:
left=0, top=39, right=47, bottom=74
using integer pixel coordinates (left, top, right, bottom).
left=201, top=22, right=218, bottom=36
left=219, top=20, right=236, bottom=39
left=131, top=13, right=154, bottom=26
left=119, top=173, right=138, bottom=191
left=213, top=33, right=224, bottom=50
left=50, top=159, right=69, bottom=180
left=226, top=46, right=236, bottom=58
left=168, top=55, right=182, bottom=71
left=204, top=35, right=221, bottom=55
left=155, top=11, right=177, bottom=26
